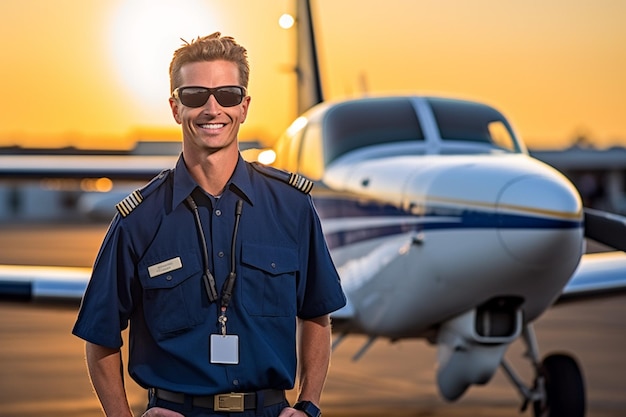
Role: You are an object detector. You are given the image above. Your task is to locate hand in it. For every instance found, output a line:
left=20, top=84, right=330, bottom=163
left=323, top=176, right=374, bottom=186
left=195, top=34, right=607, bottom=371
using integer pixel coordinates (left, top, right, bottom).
left=278, top=407, right=307, bottom=417
left=141, top=407, right=185, bottom=417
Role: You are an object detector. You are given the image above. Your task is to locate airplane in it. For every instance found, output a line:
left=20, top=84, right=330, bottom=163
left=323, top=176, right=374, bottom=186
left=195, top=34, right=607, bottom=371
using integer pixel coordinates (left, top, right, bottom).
left=2, top=1, right=626, bottom=417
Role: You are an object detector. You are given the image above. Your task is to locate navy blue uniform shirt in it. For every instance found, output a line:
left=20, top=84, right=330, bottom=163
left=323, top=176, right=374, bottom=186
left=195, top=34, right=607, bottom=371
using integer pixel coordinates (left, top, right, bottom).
left=72, top=155, right=346, bottom=395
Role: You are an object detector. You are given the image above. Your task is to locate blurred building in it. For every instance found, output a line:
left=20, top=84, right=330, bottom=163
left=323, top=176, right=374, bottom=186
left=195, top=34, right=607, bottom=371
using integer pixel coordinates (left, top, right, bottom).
left=0, top=140, right=261, bottom=222
left=530, top=146, right=626, bottom=214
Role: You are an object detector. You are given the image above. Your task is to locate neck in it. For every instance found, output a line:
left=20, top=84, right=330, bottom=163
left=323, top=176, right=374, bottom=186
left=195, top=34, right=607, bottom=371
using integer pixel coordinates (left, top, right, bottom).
left=183, top=147, right=239, bottom=196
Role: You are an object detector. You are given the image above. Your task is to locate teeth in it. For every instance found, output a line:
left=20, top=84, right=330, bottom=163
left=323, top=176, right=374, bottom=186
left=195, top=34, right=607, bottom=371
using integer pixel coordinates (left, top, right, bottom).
left=199, top=123, right=224, bottom=129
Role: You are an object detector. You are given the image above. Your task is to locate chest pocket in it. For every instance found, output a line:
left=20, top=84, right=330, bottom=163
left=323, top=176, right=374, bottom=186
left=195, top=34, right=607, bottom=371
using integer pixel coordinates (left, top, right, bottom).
left=138, top=253, right=205, bottom=340
left=240, top=243, right=298, bottom=317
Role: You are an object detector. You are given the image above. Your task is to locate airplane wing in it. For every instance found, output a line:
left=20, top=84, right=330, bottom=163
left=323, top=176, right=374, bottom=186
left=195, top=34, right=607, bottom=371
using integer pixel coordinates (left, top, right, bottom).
left=0, top=146, right=262, bottom=180
left=557, top=208, right=626, bottom=303
left=0, top=264, right=89, bottom=302
left=558, top=252, right=626, bottom=302
left=583, top=207, right=626, bottom=252
left=0, top=155, right=176, bottom=180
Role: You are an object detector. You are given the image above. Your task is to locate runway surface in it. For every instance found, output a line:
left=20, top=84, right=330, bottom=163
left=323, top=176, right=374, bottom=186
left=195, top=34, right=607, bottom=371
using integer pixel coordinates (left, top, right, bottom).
left=0, top=222, right=625, bottom=416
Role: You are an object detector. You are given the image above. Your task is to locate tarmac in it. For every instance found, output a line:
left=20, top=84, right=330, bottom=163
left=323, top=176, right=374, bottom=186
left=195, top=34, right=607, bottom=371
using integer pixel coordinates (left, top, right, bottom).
left=0, top=222, right=624, bottom=416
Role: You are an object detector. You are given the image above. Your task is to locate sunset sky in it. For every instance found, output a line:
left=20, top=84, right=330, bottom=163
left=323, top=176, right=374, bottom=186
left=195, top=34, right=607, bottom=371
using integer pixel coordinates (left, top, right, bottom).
left=1, top=0, right=624, bottom=150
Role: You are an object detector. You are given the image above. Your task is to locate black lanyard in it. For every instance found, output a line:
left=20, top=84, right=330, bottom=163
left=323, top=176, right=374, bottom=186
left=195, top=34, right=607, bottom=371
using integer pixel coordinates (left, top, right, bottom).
left=185, top=195, right=243, bottom=312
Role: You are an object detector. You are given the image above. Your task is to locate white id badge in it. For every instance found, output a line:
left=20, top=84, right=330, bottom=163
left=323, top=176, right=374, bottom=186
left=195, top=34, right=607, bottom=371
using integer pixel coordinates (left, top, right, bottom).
left=210, top=334, right=239, bottom=364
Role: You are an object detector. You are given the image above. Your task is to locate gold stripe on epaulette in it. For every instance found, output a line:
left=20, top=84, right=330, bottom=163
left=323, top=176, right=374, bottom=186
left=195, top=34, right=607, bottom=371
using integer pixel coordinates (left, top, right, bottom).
left=115, top=190, right=143, bottom=217
left=289, top=173, right=314, bottom=194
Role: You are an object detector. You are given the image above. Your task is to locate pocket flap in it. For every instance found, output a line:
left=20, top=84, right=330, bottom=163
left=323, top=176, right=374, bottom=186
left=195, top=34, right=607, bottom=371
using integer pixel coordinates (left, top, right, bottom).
left=241, top=242, right=298, bottom=275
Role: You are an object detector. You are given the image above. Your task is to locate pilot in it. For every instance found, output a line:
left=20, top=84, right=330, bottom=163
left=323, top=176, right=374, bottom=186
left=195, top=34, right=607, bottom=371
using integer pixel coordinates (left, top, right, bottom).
left=72, top=32, right=346, bottom=417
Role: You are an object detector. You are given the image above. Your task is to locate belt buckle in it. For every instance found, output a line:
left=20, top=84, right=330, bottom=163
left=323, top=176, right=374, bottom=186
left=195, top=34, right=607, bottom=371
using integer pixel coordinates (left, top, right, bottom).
left=214, top=393, right=245, bottom=412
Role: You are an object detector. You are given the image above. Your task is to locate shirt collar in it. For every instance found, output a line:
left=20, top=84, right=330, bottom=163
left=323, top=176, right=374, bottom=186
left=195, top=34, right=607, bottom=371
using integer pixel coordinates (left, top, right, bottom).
left=171, top=154, right=255, bottom=210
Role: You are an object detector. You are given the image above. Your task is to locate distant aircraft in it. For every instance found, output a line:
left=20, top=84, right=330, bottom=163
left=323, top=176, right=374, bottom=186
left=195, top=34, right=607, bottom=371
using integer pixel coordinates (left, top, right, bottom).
left=1, top=1, right=626, bottom=417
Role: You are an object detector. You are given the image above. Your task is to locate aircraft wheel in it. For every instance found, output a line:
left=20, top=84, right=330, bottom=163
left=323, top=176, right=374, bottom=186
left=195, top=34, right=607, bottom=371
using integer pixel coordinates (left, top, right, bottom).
left=533, top=353, right=585, bottom=417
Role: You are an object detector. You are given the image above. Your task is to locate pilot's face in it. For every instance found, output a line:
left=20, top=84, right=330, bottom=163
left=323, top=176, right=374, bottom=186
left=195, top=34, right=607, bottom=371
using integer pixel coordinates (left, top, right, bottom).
left=169, top=60, right=250, bottom=156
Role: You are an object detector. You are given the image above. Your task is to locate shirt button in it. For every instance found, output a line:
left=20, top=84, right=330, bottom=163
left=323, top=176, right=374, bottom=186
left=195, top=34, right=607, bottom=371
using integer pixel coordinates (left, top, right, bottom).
left=218, top=251, right=225, bottom=258
left=233, top=379, right=239, bottom=386
left=166, top=275, right=172, bottom=281
left=215, top=209, right=222, bottom=216
left=271, top=262, right=276, bottom=269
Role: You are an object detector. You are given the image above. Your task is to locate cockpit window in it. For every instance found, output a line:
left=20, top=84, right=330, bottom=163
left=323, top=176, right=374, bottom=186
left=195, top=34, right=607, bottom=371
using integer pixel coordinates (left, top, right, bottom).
left=324, top=98, right=425, bottom=164
left=427, top=97, right=519, bottom=152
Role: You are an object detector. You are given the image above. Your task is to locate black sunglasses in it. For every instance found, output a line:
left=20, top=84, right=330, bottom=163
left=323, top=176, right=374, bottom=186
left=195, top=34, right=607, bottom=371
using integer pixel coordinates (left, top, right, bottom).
left=172, top=85, right=247, bottom=108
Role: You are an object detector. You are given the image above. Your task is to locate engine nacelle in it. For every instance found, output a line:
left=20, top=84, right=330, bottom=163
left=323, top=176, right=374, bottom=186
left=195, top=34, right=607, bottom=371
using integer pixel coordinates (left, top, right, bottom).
left=436, top=297, right=523, bottom=401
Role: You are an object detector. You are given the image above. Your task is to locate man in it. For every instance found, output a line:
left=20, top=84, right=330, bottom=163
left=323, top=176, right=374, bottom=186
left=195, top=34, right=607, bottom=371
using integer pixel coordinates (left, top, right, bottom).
left=72, top=32, right=346, bottom=417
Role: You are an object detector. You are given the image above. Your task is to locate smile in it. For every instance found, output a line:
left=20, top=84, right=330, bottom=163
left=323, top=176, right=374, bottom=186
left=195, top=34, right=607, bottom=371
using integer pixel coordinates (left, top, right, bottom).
left=198, top=123, right=225, bottom=129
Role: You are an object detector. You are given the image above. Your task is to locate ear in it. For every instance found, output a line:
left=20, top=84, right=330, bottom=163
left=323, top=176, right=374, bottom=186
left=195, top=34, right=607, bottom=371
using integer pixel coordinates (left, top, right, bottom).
left=169, top=97, right=182, bottom=124
left=239, top=95, right=251, bottom=124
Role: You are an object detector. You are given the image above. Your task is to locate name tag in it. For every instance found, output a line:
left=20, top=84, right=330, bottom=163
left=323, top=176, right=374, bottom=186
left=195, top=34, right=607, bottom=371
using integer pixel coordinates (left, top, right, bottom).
left=148, top=257, right=183, bottom=278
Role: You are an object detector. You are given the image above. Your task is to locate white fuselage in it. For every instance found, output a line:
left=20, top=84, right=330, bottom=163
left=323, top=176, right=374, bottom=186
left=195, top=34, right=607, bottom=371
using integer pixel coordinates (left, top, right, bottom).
left=319, top=151, right=584, bottom=339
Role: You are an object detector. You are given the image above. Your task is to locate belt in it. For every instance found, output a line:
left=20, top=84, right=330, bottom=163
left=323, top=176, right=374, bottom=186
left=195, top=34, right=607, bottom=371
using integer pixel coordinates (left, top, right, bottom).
left=153, top=388, right=286, bottom=412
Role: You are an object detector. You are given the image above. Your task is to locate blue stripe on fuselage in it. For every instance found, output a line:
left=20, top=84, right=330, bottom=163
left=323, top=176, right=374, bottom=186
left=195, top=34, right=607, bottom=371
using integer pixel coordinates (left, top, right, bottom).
left=313, top=196, right=582, bottom=250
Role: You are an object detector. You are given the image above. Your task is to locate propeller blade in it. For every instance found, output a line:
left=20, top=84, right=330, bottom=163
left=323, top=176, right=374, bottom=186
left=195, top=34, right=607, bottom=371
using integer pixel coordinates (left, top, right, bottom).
left=584, top=208, right=626, bottom=252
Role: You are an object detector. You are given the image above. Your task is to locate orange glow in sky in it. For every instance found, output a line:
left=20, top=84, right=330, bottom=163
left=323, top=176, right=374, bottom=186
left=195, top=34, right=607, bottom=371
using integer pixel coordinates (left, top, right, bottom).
left=0, top=0, right=624, bottom=150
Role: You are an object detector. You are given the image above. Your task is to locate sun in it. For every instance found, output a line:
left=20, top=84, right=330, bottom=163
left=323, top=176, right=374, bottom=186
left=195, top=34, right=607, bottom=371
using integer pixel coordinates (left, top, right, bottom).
left=107, top=0, right=218, bottom=110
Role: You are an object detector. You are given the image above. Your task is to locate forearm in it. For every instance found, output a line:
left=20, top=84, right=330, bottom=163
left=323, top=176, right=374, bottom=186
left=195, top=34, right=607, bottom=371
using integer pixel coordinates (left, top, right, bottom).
left=296, top=315, right=332, bottom=405
left=85, top=342, right=133, bottom=417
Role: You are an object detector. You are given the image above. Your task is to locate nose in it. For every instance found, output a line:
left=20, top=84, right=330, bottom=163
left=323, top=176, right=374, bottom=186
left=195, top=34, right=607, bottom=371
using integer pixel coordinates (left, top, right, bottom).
left=496, top=174, right=584, bottom=265
left=202, top=94, right=222, bottom=112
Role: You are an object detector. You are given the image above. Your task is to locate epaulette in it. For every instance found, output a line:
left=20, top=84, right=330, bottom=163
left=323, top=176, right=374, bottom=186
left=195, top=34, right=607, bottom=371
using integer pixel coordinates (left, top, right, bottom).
left=115, top=169, right=171, bottom=217
left=250, top=162, right=314, bottom=194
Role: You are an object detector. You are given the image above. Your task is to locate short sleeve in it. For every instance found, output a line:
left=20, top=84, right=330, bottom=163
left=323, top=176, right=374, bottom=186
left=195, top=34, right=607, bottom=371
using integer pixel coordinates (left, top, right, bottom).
left=72, top=216, right=137, bottom=348
left=296, top=196, right=346, bottom=319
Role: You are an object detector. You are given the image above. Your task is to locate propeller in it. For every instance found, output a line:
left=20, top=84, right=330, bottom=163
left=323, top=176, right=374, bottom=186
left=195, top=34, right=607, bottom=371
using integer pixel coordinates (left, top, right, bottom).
left=584, top=208, right=626, bottom=252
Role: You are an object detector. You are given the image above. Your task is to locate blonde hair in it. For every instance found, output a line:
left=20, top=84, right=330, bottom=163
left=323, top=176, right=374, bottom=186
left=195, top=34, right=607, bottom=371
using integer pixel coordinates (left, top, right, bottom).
left=169, top=32, right=250, bottom=93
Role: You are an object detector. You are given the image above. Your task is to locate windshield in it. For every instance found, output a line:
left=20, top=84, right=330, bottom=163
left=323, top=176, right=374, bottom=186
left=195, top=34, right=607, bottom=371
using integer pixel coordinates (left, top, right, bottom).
left=427, top=97, right=521, bottom=152
left=323, top=98, right=425, bottom=164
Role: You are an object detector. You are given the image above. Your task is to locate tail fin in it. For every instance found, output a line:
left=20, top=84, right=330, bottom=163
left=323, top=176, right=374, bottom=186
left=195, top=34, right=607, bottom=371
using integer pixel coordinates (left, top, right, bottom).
left=295, top=0, right=324, bottom=114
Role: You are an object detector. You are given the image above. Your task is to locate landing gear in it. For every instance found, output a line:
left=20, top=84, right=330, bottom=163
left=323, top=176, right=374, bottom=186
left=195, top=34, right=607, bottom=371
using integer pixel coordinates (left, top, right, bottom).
left=533, top=353, right=586, bottom=417
left=500, top=324, right=586, bottom=417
